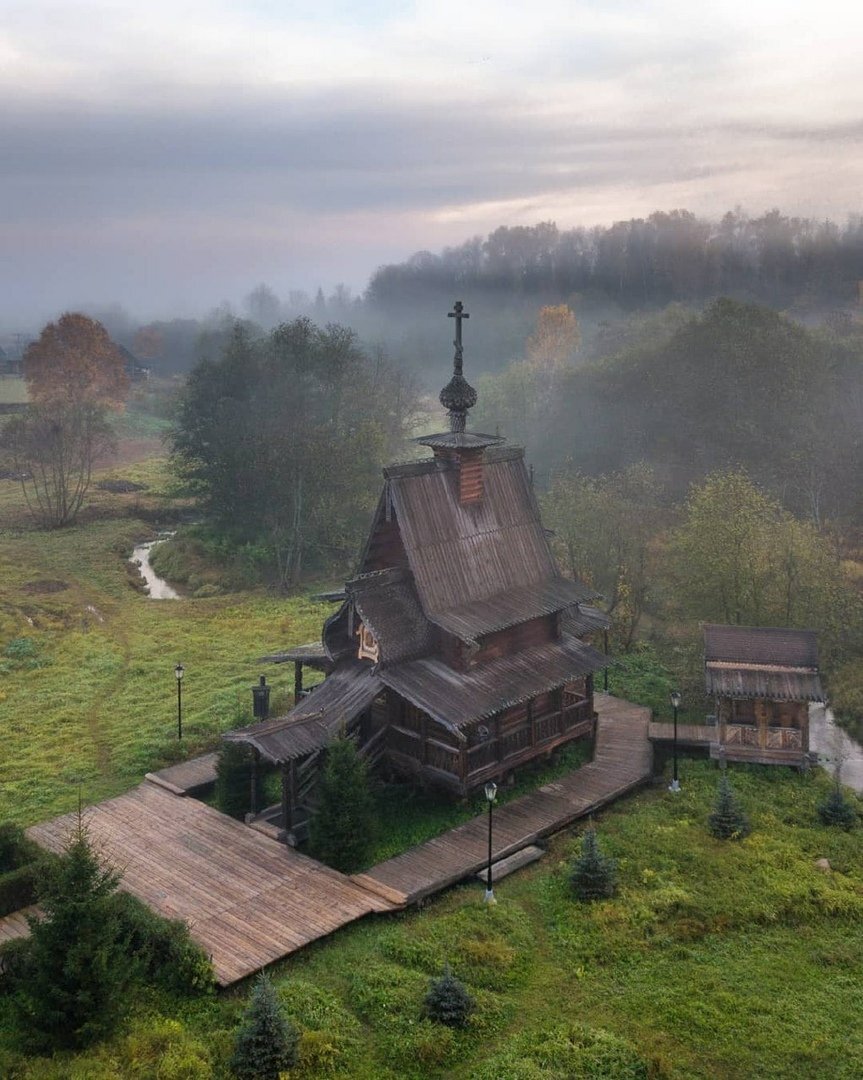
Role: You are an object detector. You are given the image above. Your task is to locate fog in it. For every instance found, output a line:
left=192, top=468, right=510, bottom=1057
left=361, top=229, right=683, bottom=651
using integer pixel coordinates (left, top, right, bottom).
left=1, top=1, right=861, bottom=332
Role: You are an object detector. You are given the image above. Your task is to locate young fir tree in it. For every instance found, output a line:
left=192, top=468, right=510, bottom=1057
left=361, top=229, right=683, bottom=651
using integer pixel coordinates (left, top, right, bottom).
left=310, top=735, right=376, bottom=873
left=818, top=784, right=857, bottom=829
left=216, top=741, right=252, bottom=820
left=424, top=963, right=475, bottom=1028
left=230, top=970, right=298, bottom=1080
left=708, top=772, right=750, bottom=840
left=569, top=827, right=618, bottom=901
left=13, top=816, right=138, bottom=1050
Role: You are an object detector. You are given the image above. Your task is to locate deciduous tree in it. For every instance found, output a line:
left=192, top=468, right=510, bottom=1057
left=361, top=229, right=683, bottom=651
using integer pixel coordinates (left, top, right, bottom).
left=24, top=312, right=128, bottom=408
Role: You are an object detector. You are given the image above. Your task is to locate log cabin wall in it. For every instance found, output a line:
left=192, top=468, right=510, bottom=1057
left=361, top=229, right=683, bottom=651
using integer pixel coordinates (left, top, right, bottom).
left=472, top=614, right=557, bottom=666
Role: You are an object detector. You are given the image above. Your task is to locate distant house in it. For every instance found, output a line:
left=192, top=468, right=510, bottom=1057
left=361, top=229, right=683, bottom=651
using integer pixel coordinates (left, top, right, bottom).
left=225, top=302, right=610, bottom=841
left=0, top=344, right=22, bottom=377
left=704, top=624, right=825, bottom=768
left=116, top=344, right=150, bottom=383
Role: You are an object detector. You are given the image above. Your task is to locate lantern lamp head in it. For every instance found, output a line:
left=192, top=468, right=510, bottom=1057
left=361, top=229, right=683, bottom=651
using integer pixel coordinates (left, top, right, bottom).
left=670, top=689, right=681, bottom=710
left=174, top=663, right=185, bottom=682
left=484, top=781, right=498, bottom=804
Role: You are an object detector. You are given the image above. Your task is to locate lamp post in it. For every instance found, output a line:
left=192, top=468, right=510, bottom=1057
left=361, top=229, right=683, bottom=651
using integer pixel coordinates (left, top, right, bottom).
left=669, top=689, right=681, bottom=792
left=174, top=663, right=185, bottom=740
left=484, top=780, right=497, bottom=904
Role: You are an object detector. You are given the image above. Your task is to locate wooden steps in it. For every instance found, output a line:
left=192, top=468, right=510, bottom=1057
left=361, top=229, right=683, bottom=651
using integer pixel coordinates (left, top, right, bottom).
left=145, top=751, right=219, bottom=796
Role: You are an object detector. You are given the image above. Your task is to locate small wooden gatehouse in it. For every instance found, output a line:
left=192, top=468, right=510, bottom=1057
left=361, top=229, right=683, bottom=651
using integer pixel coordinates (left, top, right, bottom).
left=705, top=624, right=825, bottom=768
left=225, top=302, right=610, bottom=838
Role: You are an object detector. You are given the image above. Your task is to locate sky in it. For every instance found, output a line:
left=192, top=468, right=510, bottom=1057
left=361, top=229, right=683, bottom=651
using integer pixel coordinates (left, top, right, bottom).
left=1, top=0, right=862, bottom=325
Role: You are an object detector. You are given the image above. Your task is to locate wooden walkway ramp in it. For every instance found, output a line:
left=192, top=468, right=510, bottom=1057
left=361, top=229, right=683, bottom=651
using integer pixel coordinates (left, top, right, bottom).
left=27, top=782, right=402, bottom=986
left=357, top=694, right=652, bottom=904
left=145, top=751, right=218, bottom=796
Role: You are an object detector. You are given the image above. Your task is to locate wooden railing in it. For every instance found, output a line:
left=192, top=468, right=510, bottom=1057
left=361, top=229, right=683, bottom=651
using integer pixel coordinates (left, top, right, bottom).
left=724, top=724, right=802, bottom=750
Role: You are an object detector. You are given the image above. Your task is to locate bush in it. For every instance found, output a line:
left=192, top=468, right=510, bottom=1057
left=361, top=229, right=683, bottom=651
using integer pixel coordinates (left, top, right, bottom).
left=817, top=786, right=857, bottom=829
left=0, top=936, right=34, bottom=993
left=470, top=1020, right=649, bottom=1079
left=0, top=823, right=26, bottom=873
left=230, top=971, right=299, bottom=1080
left=423, top=963, right=475, bottom=1028
left=112, top=892, right=214, bottom=995
left=708, top=773, right=750, bottom=840
left=215, top=741, right=252, bottom=820
left=570, top=827, right=618, bottom=901
left=0, top=861, right=42, bottom=917
left=310, top=735, right=377, bottom=873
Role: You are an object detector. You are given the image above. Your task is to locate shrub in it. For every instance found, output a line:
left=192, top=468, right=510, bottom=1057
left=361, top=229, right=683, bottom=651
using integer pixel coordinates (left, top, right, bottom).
left=0, top=823, right=26, bottom=873
left=423, top=963, right=475, bottom=1028
left=215, top=741, right=252, bottom=820
left=570, top=827, right=618, bottom=901
left=111, top=892, right=214, bottom=995
left=0, top=936, right=33, bottom=993
left=470, top=1020, right=649, bottom=1079
left=708, top=773, right=750, bottom=840
left=0, top=861, right=42, bottom=916
left=230, top=971, right=299, bottom=1080
left=817, top=786, right=857, bottom=829
left=310, top=735, right=377, bottom=873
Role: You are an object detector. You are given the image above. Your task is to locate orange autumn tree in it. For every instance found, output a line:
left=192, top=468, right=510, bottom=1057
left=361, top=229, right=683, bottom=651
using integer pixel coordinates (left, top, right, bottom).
left=1, top=314, right=127, bottom=527
left=526, top=304, right=581, bottom=372
left=24, top=313, right=128, bottom=408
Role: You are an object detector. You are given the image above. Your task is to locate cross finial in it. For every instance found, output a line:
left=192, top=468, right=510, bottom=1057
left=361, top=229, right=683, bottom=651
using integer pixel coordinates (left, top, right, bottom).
left=440, top=300, right=476, bottom=433
left=448, top=301, right=470, bottom=374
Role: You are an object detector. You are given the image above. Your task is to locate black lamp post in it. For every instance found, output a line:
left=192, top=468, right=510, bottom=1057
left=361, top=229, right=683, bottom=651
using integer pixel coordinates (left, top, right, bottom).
left=174, top=663, right=185, bottom=740
left=484, top=780, right=497, bottom=904
left=251, top=675, right=271, bottom=721
left=669, top=689, right=682, bottom=792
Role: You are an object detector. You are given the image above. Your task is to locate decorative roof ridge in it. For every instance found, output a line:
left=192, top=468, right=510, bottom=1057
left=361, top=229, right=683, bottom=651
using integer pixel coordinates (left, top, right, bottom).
left=347, top=566, right=411, bottom=590
left=706, top=660, right=819, bottom=674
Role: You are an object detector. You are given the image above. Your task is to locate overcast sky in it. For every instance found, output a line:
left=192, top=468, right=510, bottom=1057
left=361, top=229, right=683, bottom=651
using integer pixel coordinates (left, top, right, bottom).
left=2, top=0, right=862, bottom=325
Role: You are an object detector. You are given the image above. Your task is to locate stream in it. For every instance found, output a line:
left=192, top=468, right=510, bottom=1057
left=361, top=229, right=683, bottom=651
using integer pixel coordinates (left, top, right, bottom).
left=130, top=535, right=181, bottom=600
left=809, top=704, right=863, bottom=793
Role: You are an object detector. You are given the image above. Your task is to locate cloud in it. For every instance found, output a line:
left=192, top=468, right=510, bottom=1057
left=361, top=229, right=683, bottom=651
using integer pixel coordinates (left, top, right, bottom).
left=0, top=1, right=861, bottom=322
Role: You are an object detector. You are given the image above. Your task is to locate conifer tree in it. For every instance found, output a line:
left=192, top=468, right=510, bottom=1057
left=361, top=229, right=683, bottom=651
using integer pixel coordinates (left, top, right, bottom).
left=569, top=827, right=618, bottom=901
left=230, top=971, right=298, bottom=1080
left=424, top=963, right=475, bottom=1028
left=708, top=773, right=750, bottom=840
left=13, top=816, right=137, bottom=1050
left=310, top=735, right=376, bottom=872
left=216, top=741, right=252, bottom=820
left=817, top=784, right=857, bottom=829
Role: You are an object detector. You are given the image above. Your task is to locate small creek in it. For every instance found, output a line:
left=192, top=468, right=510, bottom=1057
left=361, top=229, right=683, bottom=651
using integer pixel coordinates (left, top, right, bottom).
left=130, top=535, right=181, bottom=600
left=810, top=704, right=863, bottom=794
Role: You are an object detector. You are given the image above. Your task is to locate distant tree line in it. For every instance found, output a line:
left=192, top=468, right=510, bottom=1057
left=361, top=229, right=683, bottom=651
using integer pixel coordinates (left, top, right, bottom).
left=367, top=210, right=863, bottom=312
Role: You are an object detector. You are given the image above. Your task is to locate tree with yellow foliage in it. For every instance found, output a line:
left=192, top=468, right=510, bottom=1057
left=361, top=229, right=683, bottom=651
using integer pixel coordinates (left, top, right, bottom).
left=526, top=304, right=580, bottom=371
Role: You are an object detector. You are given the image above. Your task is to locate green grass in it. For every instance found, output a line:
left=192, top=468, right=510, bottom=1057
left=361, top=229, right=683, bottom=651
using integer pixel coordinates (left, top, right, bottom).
left=0, top=460, right=325, bottom=826
left=0, top=378, right=27, bottom=405
left=4, top=762, right=863, bottom=1077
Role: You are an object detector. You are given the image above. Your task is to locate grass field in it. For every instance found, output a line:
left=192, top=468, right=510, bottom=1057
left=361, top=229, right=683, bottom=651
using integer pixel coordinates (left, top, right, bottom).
left=2, top=761, right=862, bottom=1078
left=0, top=378, right=27, bottom=405
left=0, top=456, right=325, bottom=826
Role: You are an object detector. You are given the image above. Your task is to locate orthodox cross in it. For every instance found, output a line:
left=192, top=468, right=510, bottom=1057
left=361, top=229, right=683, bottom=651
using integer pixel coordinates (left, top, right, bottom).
left=448, top=301, right=470, bottom=373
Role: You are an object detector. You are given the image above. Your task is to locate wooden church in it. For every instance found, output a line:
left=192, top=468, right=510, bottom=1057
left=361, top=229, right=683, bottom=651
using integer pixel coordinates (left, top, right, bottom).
left=225, top=303, right=609, bottom=838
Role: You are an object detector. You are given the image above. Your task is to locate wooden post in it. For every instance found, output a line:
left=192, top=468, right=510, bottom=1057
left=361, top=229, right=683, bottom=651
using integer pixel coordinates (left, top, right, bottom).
left=421, top=713, right=429, bottom=765
left=250, top=749, right=261, bottom=817
left=528, top=699, right=536, bottom=747
left=281, top=763, right=290, bottom=834
left=294, top=661, right=303, bottom=702
left=558, top=688, right=565, bottom=734
left=495, top=716, right=502, bottom=761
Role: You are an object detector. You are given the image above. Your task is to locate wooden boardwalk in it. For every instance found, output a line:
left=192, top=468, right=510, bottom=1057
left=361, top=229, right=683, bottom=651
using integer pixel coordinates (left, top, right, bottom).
left=0, top=905, right=39, bottom=947
left=18, top=694, right=652, bottom=985
left=357, top=693, right=652, bottom=904
left=648, top=721, right=714, bottom=746
left=27, top=782, right=401, bottom=986
left=145, top=751, right=218, bottom=796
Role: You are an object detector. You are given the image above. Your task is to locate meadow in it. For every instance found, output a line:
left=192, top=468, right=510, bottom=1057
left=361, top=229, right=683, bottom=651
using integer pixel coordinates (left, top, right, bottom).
left=0, top=456, right=324, bottom=826
left=2, top=761, right=862, bottom=1078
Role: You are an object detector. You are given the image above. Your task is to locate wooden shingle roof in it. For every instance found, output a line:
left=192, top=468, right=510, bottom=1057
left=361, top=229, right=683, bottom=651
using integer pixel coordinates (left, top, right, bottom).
left=703, top=624, right=824, bottom=703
